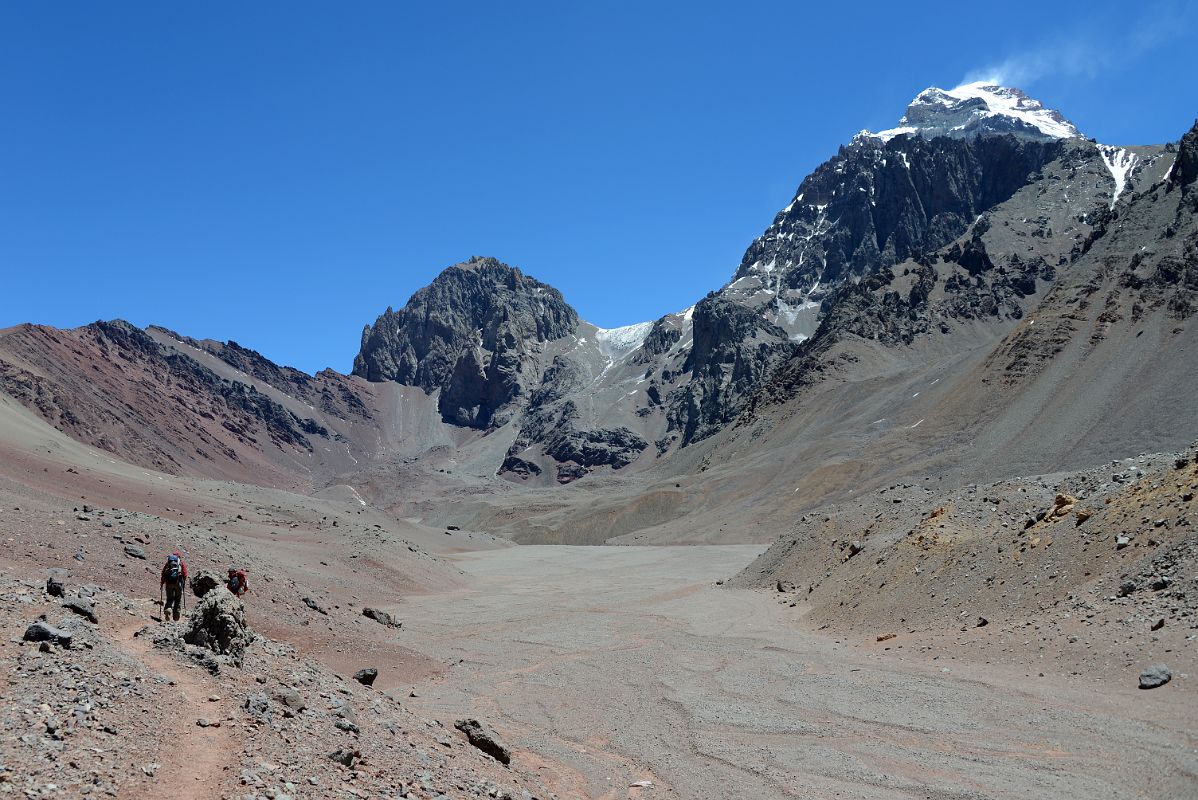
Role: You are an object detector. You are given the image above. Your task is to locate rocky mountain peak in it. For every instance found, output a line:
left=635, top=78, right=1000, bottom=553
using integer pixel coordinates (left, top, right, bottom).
left=353, top=256, right=579, bottom=428
left=860, top=82, right=1082, bottom=143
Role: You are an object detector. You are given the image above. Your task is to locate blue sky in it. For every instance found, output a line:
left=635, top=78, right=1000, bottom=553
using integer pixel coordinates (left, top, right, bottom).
left=2, top=1, right=1195, bottom=373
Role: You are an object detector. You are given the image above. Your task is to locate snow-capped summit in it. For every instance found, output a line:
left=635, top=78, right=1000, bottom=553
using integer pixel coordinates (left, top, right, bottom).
left=860, top=82, right=1082, bottom=143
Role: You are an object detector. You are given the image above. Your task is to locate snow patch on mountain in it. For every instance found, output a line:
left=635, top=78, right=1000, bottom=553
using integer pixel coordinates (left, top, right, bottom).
left=593, top=320, right=654, bottom=359
left=940, top=83, right=1080, bottom=138
left=1098, top=145, right=1138, bottom=208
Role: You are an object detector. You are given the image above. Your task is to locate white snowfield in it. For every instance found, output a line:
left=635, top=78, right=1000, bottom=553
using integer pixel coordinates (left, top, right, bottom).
left=593, top=320, right=654, bottom=358
left=1098, top=144, right=1138, bottom=208
left=862, top=82, right=1083, bottom=142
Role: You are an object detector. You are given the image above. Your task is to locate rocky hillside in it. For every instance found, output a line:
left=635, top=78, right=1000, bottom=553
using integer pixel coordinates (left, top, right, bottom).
left=0, top=321, right=382, bottom=490
left=731, top=443, right=1198, bottom=680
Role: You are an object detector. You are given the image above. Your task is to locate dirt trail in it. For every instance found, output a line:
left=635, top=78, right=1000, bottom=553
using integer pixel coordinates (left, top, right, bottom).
left=113, top=604, right=236, bottom=800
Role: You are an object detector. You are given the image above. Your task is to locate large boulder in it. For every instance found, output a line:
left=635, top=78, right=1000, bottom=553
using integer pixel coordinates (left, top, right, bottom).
left=23, top=621, right=72, bottom=648
left=454, top=718, right=511, bottom=765
left=362, top=607, right=401, bottom=628
left=183, top=587, right=252, bottom=663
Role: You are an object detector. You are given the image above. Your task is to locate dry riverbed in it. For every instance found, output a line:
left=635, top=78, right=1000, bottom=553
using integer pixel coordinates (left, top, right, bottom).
left=395, top=545, right=1196, bottom=800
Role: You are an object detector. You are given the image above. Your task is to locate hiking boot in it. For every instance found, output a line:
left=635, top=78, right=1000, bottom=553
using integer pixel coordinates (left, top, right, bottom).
left=173, top=611, right=180, bottom=621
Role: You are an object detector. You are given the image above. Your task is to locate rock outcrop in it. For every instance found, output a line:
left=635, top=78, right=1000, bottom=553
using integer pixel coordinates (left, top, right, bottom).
left=454, top=718, right=511, bottom=765
left=665, top=296, right=797, bottom=444
left=184, top=587, right=253, bottom=663
left=1169, top=120, right=1198, bottom=193
left=502, top=400, right=648, bottom=482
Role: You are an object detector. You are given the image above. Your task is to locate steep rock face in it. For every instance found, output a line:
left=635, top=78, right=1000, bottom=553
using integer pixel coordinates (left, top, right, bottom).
left=632, top=316, right=684, bottom=365
left=734, top=134, right=1064, bottom=292
left=353, top=257, right=578, bottom=428
left=661, top=131, right=1063, bottom=447
left=1170, top=120, right=1198, bottom=192
left=664, top=296, right=797, bottom=444
left=437, top=320, right=531, bottom=428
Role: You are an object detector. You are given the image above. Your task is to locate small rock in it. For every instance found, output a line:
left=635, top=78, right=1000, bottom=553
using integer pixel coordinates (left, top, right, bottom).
left=244, top=692, right=271, bottom=719
left=776, top=580, right=795, bottom=593
left=1139, top=664, right=1172, bottom=689
left=301, top=597, right=328, bottom=615
left=328, top=748, right=360, bottom=767
left=976, top=617, right=989, bottom=628
left=1116, top=536, right=1131, bottom=550
left=353, top=668, right=378, bottom=687
left=271, top=688, right=307, bottom=714
left=876, top=633, right=896, bottom=642
left=46, top=577, right=65, bottom=597
left=196, top=718, right=220, bottom=728
left=123, top=544, right=146, bottom=560
left=63, top=597, right=99, bottom=624
left=1151, top=618, right=1165, bottom=631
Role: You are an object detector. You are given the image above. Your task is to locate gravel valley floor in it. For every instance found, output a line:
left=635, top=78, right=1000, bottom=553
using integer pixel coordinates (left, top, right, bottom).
left=395, top=545, right=1197, bottom=800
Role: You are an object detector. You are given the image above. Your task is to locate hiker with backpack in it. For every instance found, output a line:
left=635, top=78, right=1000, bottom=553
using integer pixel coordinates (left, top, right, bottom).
left=160, top=552, right=188, bottom=621
left=226, top=567, right=249, bottom=597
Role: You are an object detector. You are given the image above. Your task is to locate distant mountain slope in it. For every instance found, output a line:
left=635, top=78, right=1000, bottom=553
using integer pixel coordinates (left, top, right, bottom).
left=344, top=86, right=1191, bottom=490
left=1, top=88, right=1192, bottom=526
left=0, top=320, right=381, bottom=489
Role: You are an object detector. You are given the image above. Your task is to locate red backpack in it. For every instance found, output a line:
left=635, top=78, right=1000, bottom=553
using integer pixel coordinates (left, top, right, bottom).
left=227, top=570, right=248, bottom=596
